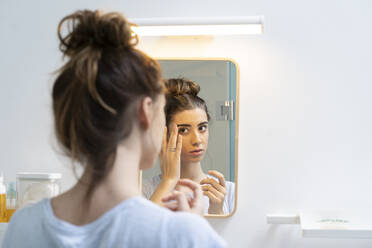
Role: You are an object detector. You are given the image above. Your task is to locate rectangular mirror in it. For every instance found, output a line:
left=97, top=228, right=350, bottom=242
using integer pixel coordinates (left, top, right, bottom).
left=141, top=58, right=239, bottom=217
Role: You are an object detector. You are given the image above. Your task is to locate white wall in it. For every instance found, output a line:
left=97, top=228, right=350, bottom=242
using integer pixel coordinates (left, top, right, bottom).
left=1, top=0, right=372, bottom=247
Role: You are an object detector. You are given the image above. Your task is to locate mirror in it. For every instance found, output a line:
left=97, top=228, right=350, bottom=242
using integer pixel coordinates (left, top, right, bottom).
left=141, top=58, right=239, bottom=217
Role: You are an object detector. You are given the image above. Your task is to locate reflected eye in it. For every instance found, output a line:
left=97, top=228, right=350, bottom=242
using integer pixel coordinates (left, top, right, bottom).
left=199, top=125, right=208, bottom=132
left=178, top=127, right=189, bottom=134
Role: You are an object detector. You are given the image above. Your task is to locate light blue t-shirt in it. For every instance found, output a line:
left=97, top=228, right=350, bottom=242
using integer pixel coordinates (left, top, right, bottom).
left=2, top=196, right=226, bottom=248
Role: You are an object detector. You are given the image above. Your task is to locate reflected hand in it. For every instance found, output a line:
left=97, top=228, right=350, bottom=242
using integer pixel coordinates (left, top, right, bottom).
left=159, top=124, right=182, bottom=182
left=200, top=170, right=226, bottom=215
left=162, top=179, right=204, bottom=216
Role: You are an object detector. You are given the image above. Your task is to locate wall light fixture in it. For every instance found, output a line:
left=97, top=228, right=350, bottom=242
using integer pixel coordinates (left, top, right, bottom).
left=130, top=16, right=264, bottom=37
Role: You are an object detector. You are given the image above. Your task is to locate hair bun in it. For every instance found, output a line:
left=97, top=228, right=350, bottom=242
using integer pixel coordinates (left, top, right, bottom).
left=165, top=78, right=200, bottom=97
left=58, top=10, right=137, bottom=56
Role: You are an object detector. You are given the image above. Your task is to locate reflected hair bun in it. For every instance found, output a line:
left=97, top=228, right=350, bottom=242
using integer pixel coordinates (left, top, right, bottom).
left=163, top=78, right=210, bottom=125
left=58, top=10, right=137, bottom=57
left=165, top=78, right=200, bottom=97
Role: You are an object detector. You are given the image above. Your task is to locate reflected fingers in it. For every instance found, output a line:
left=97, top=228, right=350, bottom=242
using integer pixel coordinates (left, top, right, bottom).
left=207, top=170, right=226, bottom=188
left=203, top=190, right=219, bottom=202
left=201, top=184, right=224, bottom=199
left=176, top=134, right=182, bottom=154
left=200, top=178, right=225, bottom=194
left=167, top=123, right=178, bottom=150
left=161, top=126, right=167, bottom=156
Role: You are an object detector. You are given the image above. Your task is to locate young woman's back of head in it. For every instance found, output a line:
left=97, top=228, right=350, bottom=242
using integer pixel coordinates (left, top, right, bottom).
left=53, top=10, right=163, bottom=197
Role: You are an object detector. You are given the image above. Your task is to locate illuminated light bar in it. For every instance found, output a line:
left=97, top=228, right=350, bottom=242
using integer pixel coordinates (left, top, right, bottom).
left=130, top=16, right=264, bottom=37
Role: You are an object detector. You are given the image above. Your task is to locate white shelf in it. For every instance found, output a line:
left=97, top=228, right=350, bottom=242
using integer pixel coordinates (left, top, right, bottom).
left=300, top=212, right=372, bottom=239
left=267, top=211, right=372, bottom=239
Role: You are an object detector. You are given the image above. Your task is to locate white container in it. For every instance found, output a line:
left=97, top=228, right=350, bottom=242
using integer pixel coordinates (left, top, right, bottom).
left=16, top=173, right=62, bottom=209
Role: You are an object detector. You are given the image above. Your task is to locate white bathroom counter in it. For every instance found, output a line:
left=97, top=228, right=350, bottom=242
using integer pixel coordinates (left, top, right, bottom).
left=267, top=211, right=372, bottom=239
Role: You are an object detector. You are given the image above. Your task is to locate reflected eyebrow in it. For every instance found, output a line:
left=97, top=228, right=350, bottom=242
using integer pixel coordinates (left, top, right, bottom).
left=177, top=124, right=191, bottom=127
left=177, top=122, right=208, bottom=128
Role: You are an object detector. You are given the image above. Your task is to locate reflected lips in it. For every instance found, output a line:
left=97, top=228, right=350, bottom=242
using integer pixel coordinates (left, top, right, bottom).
left=189, top=149, right=204, bottom=156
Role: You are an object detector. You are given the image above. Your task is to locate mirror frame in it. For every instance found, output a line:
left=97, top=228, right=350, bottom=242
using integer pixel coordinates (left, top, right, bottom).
left=139, top=57, right=240, bottom=218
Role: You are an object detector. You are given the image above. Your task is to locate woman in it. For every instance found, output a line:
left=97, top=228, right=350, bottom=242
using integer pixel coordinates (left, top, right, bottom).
left=2, top=10, right=226, bottom=248
left=143, top=78, right=235, bottom=215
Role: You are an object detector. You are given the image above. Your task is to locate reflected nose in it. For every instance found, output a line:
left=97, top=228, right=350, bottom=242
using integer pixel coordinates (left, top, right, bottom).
left=191, top=130, right=202, bottom=146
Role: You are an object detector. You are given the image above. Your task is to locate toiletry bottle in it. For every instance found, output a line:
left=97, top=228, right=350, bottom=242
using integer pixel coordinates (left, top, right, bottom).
left=0, top=172, right=6, bottom=222
left=6, top=181, right=16, bottom=222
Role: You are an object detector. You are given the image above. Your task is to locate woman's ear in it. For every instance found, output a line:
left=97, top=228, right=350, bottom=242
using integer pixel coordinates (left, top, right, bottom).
left=138, top=96, right=153, bottom=129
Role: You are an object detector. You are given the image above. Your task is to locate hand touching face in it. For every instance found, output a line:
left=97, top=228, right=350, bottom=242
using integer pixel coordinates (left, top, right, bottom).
left=169, top=108, right=209, bottom=164
left=159, top=124, right=182, bottom=181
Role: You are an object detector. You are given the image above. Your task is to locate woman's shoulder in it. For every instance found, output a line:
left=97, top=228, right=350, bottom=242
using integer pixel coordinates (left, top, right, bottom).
left=123, top=198, right=226, bottom=247
left=9, top=199, right=46, bottom=225
left=3, top=199, right=48, bottom=246
left=167, top=212, right=227, bottom=247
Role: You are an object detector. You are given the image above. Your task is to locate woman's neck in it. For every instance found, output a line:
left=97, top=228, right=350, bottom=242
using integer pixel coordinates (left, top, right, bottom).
left=180, top=161, right=206, bottom=183
left=51, top=142, right=142, bottom=225
left=95, top=144, right=142, bottom=201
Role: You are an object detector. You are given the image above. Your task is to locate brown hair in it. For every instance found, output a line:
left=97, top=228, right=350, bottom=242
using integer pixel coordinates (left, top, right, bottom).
left=52, top=10, right=163, bottom=198
left=164, top=78, right=210, bottom=126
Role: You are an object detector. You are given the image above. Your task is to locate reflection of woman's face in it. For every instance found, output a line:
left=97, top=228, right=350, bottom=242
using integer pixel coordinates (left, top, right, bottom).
left=170, top=108, right=209, bottom=164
